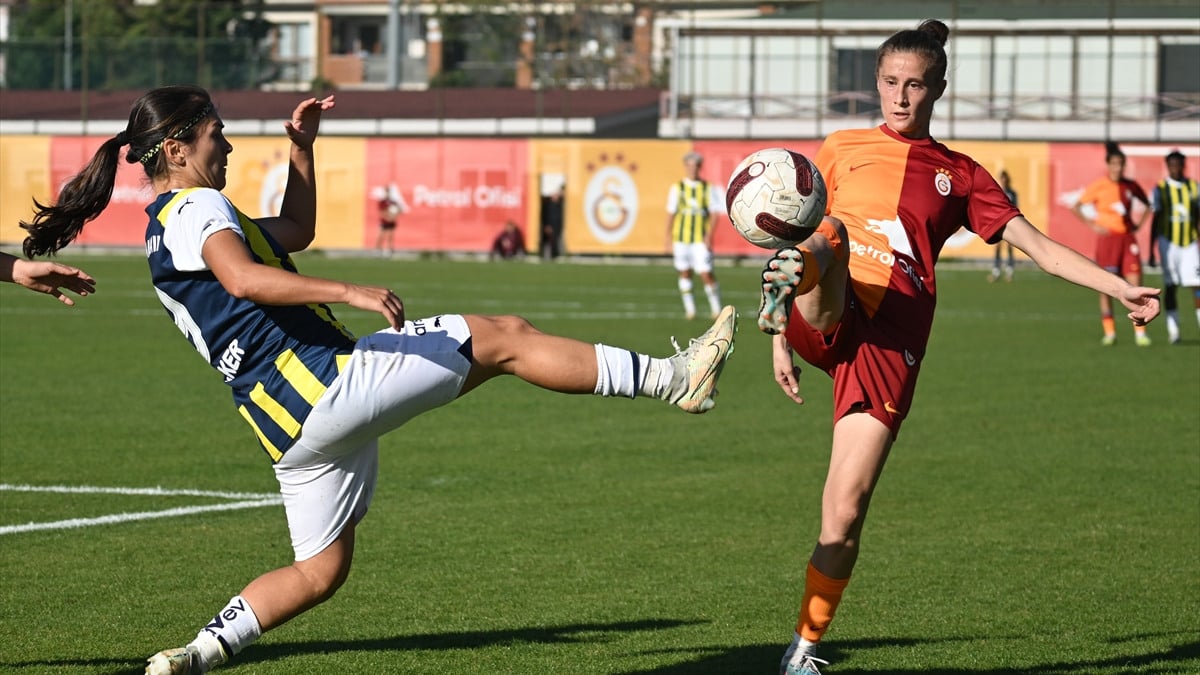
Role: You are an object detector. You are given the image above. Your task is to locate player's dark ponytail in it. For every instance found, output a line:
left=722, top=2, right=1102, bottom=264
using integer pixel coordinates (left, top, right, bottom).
left=1104, top=141, right=1125, bottom=163
left=877, top=18, right=950, bottom=82
left=21, top=85, right=214, bottom=257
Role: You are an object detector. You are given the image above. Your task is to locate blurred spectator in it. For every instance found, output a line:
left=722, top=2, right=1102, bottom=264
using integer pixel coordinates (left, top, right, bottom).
left=540, top=186, right=564, bottom=260
left=491, top=220, right=526, bottom=261
left=372, top=184, right=408, bottom=257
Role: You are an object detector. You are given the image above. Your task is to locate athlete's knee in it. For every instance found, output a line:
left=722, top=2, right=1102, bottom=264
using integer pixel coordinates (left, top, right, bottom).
left=468, top=314, right=542, bottom=369
left=820, top=499, right=868, bottom=545
left=490, top=314, right=540, bottom=340
left=815, top=217, right=849, bottom=263
left=294, top=554, right=352, bottom=605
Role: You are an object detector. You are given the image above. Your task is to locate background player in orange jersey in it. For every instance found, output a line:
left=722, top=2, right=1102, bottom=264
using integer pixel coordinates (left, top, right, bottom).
left=1071, top=141, right=1153, bottom=345
left=756, top=20, right=1162, bottom=675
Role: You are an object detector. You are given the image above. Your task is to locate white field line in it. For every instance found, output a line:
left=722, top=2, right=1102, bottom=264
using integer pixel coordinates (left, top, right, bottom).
left=0, top=483, right=282, bottom=536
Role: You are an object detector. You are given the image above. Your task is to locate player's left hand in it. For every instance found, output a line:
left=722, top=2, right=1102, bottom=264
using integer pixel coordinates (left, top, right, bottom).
left=771, top=334, right=804, bottom=404
left=284, top=95, right=336, bottom=149
left=1120, top=285, right=1161, bottom=326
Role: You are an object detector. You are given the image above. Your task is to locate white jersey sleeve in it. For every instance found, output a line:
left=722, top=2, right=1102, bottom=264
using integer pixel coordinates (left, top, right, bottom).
left=161, top=188, right=246, bottom=272
left=666, top=182, right=681, bottom=214
left=707, top=183, right=726, bottom=215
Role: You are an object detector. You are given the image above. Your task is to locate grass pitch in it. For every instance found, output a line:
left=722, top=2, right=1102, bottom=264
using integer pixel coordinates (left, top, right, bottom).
left=1, top=252, right=1197, bottom=674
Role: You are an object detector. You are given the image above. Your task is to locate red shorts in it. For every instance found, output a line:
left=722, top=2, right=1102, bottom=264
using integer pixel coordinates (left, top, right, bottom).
left=1094, top=231, right=1141, bottom=277
left=784, top=286, right=922, bottom=438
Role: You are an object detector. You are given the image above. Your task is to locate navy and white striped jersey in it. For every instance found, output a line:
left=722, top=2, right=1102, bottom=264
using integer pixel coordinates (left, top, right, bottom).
left=145, top=188, right=356, bottom=462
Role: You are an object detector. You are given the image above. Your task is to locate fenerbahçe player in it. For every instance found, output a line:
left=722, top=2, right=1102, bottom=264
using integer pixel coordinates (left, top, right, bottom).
left=145, top=187, right=356, bottom=461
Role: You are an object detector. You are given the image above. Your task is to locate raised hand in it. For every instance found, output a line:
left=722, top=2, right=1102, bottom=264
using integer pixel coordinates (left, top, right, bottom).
left=283, top=95, right=336, bottom=149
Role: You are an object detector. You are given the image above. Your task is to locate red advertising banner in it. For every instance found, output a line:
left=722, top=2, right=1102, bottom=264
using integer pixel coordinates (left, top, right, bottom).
left=364, top=138, right=529, bottom=252
left=36, top=136, right=368, bottom=251
left=51, top=136, right=155, bottom=249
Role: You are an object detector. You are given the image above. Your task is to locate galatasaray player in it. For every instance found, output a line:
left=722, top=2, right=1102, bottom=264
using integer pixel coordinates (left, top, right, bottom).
left=1071, top=141, right=1153, bottom=346
left=19, top=85, right=737, bottom=675
left=757, top=20, right=1161, bottom=675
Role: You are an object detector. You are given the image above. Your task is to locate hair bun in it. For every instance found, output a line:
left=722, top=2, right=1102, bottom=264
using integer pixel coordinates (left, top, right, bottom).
left=917, top=19, right=950, bottom=47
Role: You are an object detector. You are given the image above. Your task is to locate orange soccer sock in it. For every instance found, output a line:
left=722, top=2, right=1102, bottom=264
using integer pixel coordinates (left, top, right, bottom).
left=793, top=249, right=822, bottom=295
left=793, top=220, right=847, bottom=296
left=795, top=561, right=851, bottom=643
left=1101, top=314, right=1116, bottom=337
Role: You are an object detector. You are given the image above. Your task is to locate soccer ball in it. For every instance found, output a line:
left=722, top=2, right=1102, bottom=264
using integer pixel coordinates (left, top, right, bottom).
left=725, top=147, right=827, bottom=249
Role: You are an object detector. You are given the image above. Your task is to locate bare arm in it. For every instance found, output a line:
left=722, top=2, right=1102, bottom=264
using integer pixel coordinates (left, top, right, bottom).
left=771, top=333, right=804, bottom=404
left=202, top=229, right=405, bottom=329
left=1001, top=216, right=1160, bottom=325
left=257, top=95, right=336, bottom=253
left=0, top=251, right=95, bottom=306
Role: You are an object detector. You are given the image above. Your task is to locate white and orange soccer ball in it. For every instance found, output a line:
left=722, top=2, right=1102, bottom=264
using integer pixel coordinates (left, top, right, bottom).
left=725, top=147, right=827, bottom=249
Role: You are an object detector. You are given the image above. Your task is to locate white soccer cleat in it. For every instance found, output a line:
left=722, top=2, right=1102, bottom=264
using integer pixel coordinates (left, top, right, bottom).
left=759, top=248, right=805, bottom=335
left=783, top=654, right=830, bottom=675
left=145, top=646, right=205, bottom=675
left=670, top=305, right=737, bottom=413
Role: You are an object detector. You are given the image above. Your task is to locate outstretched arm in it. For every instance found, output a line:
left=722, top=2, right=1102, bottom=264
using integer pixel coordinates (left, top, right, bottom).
left=202, top=230, right=405, bottom=329
left=257, top=95, right=336, bottom=253
left=1002, top=216, right=1160, bottom=325
left=0, top=251, right=95, bottom=306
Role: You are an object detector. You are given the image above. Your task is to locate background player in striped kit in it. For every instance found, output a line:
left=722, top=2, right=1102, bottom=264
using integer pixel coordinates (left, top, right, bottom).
left=1149, top=149, right=1200, bottom=344
left=19, top=85, right=737, bottom=675
left=756, top=20, right=1162, bottom=675
left=665, top=151, right=724, bottom=320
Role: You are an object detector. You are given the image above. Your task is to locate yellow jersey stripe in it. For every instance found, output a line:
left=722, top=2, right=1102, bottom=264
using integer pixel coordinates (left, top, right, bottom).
left=249, top=381, right=302, bottom=438
left=336, top=353, right=351, bottom=372
left=275, top=349, right=327, bottom=406
left=238, top=213, right=286, bottom=269
left=672, top=181, right=711, bottom=243
left=237, top=404, right=284, bottom=462
left=157, top=190, right=196, bottom=226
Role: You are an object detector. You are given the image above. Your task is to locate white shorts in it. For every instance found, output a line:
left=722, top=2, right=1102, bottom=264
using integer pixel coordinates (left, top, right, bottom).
left=1158, top=237, right=1200, bottom=287
left=673, top=241, right=714, bottom=273
left=273, top=314, right=473, bottom=561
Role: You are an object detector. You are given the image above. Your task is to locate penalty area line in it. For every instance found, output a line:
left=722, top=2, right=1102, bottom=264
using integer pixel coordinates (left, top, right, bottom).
left=0, top=483, right=283, bottom=536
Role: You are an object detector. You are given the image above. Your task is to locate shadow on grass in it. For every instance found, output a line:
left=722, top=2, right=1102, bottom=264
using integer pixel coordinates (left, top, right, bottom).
left=620, top=633, right=1200, bottom=675
left=1, top=618, right=700, bottom=675
left=6, top=626, right=1197, bottom=674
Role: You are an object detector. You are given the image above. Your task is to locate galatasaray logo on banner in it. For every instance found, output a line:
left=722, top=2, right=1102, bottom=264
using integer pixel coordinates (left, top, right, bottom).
left=583, top=153, right=640, bottom=245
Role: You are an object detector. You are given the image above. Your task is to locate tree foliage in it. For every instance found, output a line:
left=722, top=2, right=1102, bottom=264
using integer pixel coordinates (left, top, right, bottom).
left=2, top=0, right=273, bottom=91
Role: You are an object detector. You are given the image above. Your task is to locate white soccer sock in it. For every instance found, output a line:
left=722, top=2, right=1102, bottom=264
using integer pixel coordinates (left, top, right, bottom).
left=1167, top=310, right=1180, bottom=337
left=190, top=595, right=262, bottom=669
left=678, top=277, right=696, bottom=317
left=593, top=345, right=651, bottom=398
left=1195, top=306, right=1200, bottom=328
left=782, top=631, right=819, bottom=665
left=704, top=282, right=722, bottom=316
